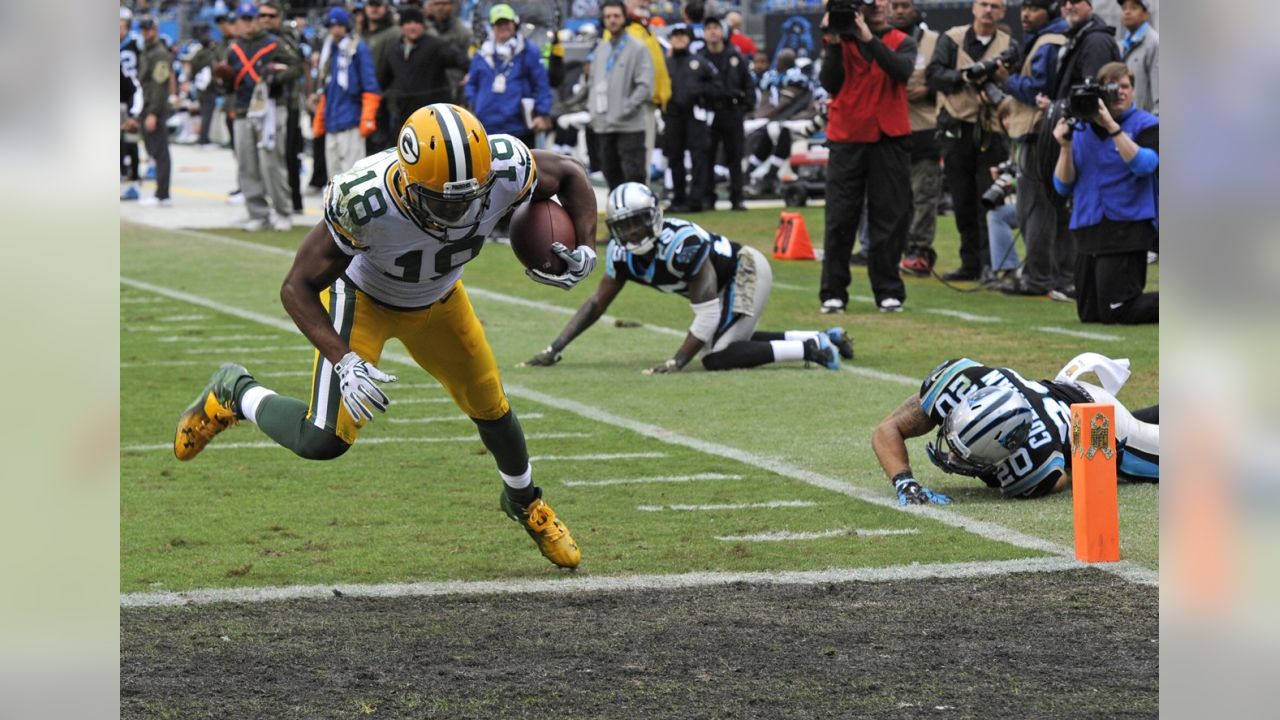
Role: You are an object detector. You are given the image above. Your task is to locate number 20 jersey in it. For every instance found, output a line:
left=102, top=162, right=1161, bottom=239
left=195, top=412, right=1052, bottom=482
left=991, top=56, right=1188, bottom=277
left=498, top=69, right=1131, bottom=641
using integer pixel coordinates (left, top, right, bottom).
left=919, top=358, right=1089, bottom=498
left=322, top=135, right=536, bottom=309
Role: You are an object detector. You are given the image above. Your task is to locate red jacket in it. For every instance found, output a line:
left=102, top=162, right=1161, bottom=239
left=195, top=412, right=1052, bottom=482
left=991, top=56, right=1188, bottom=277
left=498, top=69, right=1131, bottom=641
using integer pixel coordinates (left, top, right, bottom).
left=825, top=30, right=911, bottom=144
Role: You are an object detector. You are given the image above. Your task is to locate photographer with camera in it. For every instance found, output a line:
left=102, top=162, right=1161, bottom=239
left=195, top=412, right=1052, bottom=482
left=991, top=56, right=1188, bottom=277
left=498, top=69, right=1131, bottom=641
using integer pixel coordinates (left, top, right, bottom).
left=1053, top=62, right=1158, bottom=325
left=925, top=0, right=1017, bottom=282
left=817, top=0, right=916, bottom=314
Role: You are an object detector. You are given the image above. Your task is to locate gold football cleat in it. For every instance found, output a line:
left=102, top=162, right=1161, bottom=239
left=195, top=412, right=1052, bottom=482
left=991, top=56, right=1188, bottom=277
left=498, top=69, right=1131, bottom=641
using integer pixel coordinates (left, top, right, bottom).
left=501, top=489, right=581, bottom=569
left=174, top=363, right=246, bottom=461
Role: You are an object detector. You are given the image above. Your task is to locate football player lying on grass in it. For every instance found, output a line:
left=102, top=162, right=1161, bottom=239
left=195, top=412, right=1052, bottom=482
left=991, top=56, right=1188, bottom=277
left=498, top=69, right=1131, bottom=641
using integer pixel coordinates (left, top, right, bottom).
left=871, top=353, right=1160, bottom=504
left=524, top=182, right=854, bottom=374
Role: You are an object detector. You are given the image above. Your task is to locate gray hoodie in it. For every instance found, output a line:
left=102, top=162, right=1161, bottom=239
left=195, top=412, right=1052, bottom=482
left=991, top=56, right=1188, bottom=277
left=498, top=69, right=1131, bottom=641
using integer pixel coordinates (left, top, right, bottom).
left=1120, top=24, right=1158, bottom=115
left=587, top=33, right=653, bottom=133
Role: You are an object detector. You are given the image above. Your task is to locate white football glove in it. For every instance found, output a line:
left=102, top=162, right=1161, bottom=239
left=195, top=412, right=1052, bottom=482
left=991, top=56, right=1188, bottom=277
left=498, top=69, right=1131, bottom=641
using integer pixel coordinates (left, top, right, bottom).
left=527, top=243, right=597, bottom=290
left=334, top=351, right=397, bottom=422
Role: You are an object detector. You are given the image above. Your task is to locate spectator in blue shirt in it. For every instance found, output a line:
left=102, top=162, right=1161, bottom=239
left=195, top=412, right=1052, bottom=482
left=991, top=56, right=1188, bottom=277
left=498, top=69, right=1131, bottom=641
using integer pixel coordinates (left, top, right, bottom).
left=1053, top=62, right=1158, bottom=325
left=312, top=6, right=381, bottom=179
left=465, top=3, right=554, bottom=148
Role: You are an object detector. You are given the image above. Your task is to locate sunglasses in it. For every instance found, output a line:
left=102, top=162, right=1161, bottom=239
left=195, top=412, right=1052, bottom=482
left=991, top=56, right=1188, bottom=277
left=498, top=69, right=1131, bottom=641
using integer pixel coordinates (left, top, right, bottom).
left=259, top=12, right=280, bottom=19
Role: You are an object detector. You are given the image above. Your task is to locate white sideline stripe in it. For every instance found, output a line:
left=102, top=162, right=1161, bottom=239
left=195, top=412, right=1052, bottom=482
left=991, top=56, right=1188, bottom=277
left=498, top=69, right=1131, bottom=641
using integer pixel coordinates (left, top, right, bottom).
left=1036, top=326, right=1122, bottom=342
left=716, top=528, right=920, bottom=542
left=638, top=500, right=818, bottom=512
left=121, top=296, right=166, bottom=304
left=927, top=308, right=1003, bottom=323
left=563, top=473, right=742, bottom=487
left=158, top=314, right=209, bottom=322
left=121, top=431, right=590, bottom=454
left=184, top=345, right=311, bottom=354
left=121, top=358, right=298, bottom=368
left=120, top=556, right=1094, bottom=608
left=466, top=287, right=685, bottom=338
left=388, top=412, right=544, bottom=425
left=531, top=452, right=668, bottom=462
left=159, top=334, right=279, bottom=343
left=120, top=264, right=1159, bottom=587
left=125, top=325, right=243, bottom=333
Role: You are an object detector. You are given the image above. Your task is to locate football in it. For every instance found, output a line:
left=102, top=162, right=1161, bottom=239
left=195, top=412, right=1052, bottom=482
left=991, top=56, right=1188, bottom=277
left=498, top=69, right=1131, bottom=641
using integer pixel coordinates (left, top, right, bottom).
left=509, top=199, right=576, bottom=276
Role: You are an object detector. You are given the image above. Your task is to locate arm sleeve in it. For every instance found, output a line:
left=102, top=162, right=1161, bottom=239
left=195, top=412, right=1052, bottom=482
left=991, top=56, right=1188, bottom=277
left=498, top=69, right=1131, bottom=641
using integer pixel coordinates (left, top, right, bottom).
left=863, top=34, right=915, bottom=84
left=1148, top=44, right=1159, bottom=115
left=925, top=34, right=963, bottom=93
left=1128, top=124, right=1159, bottom=176
left=1006, top=43, right=1058, bottom=106
left=818, top=41, right=845, bottom=95
left=274, top=40, right=304, bottom=84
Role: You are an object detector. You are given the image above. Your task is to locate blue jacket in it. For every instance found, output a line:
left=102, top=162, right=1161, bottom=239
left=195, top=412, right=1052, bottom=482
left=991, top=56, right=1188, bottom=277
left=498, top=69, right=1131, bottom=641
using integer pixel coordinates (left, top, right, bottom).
left=323, top=38, right=380, bottom=133
left=465, top=39, right=553, bottom=137
left=1006, top=17, right=1069, bottom=106
left=1058, top=108, right=1159, bottom=230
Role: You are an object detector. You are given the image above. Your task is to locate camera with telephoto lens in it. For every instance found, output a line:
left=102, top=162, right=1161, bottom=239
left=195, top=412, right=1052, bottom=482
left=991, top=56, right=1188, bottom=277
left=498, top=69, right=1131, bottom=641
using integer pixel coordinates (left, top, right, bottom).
left=981, top=160, right=1018, bottom=210
left=826, top=0, right=876, bottom=38
left=1067, top=77, right=1121, bottom=121
left=961, top=47, right=1019, bottom=106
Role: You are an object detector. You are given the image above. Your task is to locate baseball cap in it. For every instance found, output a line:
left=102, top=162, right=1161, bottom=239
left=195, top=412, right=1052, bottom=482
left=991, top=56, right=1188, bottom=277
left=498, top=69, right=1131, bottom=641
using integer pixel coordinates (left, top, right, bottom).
left=138, top=16, right=157, bottom=30
left=399, top=7, right=425, bottom=25
left=668, top=23, right=692, bottom=36
left=326, top=7, right=353, bottom=28
left=1023, top=0, right=1061, bottom=11
left=1123, top=0, right=1151, bottom=9
left=236, top=3, right=259, bottom=19
left=489, top=3, right=518, bottom=25
left=703, top=14, right=724, bottom=27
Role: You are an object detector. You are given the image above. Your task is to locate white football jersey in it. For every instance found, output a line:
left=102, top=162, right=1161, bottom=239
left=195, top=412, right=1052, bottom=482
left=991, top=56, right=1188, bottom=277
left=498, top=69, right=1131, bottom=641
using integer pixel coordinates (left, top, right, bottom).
left=322, top=134, right=537, bottom=309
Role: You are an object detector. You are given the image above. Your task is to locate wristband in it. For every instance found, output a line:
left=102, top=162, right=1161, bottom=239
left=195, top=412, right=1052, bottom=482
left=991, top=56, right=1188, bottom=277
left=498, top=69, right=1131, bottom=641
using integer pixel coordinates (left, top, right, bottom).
left=891, top=471, right=914, bottom=485
left=1108, top=127, right=1123, bottom=137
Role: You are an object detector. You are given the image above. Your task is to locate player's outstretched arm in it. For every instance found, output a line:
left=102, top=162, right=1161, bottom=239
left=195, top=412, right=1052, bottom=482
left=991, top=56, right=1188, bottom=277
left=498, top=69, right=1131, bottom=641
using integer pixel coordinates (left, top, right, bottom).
left=646, top=262, right=717, bottom=374
left=873, top=394, right=951, bottom=505
left=525, top=150, right=599, bottom=289
left=281, top=222, right=358, bottom=365
left=524, top=273, right=626, bottom=366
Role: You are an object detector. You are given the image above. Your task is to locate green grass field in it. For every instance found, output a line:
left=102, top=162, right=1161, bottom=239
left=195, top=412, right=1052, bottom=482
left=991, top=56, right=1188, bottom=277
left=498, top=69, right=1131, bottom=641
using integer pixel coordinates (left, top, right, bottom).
left=120, top=208, right=1158, bottom=595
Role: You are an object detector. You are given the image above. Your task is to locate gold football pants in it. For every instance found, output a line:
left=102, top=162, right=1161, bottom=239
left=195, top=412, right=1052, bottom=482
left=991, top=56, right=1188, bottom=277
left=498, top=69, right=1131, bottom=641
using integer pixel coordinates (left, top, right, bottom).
left=308, top=278, right=510, bottom=444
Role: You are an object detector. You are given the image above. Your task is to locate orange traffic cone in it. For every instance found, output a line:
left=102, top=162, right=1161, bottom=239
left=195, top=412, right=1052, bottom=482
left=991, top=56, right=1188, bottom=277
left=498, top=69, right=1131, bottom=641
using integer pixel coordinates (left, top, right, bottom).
left=774, top=212, right=816, bottom=260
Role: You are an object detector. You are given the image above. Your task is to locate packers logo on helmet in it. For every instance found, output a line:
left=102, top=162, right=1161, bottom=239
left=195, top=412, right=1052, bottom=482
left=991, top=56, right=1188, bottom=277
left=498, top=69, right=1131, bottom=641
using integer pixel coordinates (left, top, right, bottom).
left=395, top=103, right=495, bottom=229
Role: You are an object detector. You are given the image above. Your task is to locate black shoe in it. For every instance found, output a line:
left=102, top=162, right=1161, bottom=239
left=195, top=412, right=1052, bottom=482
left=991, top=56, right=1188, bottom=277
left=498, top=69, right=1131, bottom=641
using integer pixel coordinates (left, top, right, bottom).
left=665, top=203, right=692, bottom=214
left=1001, top=278, right=1050, bottom=296
left=731, top=203, right=748, bottom=212
left=941, top=268, right=980, bottom=282
left=850, top=253, right=869, bottom=266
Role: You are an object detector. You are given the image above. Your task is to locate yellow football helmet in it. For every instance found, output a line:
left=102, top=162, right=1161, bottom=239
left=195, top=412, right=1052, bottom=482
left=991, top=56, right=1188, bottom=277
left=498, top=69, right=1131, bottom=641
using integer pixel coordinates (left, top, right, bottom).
left=395, top=103, right=495, bottom=229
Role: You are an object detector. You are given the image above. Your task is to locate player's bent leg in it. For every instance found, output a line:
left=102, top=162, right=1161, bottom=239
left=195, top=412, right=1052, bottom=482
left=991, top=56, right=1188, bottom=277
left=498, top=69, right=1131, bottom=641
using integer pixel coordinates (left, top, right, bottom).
left=254, top=394, right=352, bottom=461
left=1079, top=381, right=1160, bottom=482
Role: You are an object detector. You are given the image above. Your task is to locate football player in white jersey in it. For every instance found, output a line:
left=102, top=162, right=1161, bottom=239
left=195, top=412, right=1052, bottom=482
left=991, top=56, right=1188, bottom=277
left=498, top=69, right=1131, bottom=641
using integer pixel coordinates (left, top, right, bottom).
left=872, top=353, right=1159, bottom=504
left=524, top=182, right=855, bottom=373
left=173, top=104, right=598, bottom=569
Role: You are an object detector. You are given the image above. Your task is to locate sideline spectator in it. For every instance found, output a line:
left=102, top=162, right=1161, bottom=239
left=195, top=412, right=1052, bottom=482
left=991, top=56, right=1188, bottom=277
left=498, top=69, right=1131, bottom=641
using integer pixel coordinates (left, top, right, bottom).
left=227, top=2, right=302, bottom=231
left=1053, top=0, right=1120, bottom=100
left=259, top=2, right=305, bottom=214
left=925, top=0, right=1015, bottom=282
left=424, top=0, right=473, bottom=104
left=1119, top=0, right=1158, bottom=115
left=313, top=7, right=381, bottom=184
left=214, top=12, right=245, bottom=203
left=138, top=17, right=173, bottom=207
left=188, top=23, right=220, bottom=148
left=662, top=23, right=717, bottom=213
left=817, top=0, right=915, bottom=314
left=526, top=182, right=852, bottom=373
left=614, top=0, right=671, bottom=184
left=588, top=0, right=654, bottom=189
left=380, top=6, right=470, bottom=135
left=725, top=10, right=759, bottom=59
left=466, top=4, right=554, bottom=149
left=1053, top=62, right=1158, bottom=324
left=120, top=9, right=144, bottom=201
left=697, top=14, right=754, bottom=212
left=360, top=0, right=400, bottom=152
left=998, top=0, right=1068, bottom=297
left=890, top=0, right=942, bottom=278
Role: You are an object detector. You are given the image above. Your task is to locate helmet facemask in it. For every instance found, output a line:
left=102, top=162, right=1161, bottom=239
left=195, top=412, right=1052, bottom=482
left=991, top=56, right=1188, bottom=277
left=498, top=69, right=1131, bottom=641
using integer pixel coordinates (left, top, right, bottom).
left=405, top=175, right=494, bottom=230
left=925, top=387, right=1033, bottom=477
left=607, top=208, right=659, bottom=256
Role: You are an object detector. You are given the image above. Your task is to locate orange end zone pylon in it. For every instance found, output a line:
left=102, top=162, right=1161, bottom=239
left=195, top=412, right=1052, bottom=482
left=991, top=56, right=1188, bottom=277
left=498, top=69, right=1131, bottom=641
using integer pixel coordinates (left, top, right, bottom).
left=774, top=212, right=815, bottom=260
left=1071, top=403, right=1121, bottom=563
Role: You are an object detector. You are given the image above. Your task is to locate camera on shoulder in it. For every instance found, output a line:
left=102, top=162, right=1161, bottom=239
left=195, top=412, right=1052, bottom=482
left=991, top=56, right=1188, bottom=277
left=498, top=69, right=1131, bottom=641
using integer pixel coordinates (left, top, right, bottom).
left=826, top=0, right=875, bottom=38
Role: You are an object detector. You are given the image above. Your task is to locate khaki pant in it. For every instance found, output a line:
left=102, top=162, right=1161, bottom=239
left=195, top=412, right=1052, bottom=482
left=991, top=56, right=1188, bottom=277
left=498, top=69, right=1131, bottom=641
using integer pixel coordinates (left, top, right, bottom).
left=324, top=128, right=365, bottom=183
left=234, top=114, right=291, bottom=221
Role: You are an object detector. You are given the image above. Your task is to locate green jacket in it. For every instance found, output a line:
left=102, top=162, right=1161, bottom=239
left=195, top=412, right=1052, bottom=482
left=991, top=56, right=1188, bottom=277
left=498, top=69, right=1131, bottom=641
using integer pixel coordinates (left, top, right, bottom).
left=140, top=39, right=173, bottom=119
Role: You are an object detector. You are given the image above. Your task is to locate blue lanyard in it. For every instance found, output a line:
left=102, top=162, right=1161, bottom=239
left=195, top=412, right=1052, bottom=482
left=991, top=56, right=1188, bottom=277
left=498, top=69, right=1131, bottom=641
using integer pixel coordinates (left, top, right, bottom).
left=605, top=36, right=627, bottom=73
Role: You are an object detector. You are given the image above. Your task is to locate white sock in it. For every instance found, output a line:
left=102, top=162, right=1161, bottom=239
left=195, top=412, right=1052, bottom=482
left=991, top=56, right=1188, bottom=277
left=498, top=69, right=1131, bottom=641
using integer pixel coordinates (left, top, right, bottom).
left=501, top=463, right=533, bottom=490
left=784, top=331, right=821, bottom=342
left=240, top=386, right=278, bottom=424
left=770, top=340, right=806, bottom=362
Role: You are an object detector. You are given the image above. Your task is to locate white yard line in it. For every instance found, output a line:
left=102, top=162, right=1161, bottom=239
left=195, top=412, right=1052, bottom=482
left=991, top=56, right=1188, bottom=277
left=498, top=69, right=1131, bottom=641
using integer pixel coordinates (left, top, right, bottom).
left=563, top=473, right=743, bottom=487
left=121, top=358, right=301, bottom=368
left=121, top=237, right=1160, bottom=587
left=157, top=314, right=209, bottom=322
left=1036, top=326, right=1122, bottom=342
left=121, top=431, right=590, bottom=454
left=926, top=308, right=1003, bottom=323
left=120, top=556, right=1098, bottom=608
left=183, top=345, right=312, bottom=354
left=530, top=452, right=668, bottom=462
left=388, top=412, right=544, bottom=425
left=638, top=500, right=818, bottom=512
left=158, top=334, right=279, bottom=343
left=716, top=528, right=920, bottom=542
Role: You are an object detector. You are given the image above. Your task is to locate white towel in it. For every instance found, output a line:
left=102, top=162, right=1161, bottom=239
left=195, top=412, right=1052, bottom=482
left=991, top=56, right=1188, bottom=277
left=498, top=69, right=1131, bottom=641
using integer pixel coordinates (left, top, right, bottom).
left=1055, top=352, right=1132, bottom=397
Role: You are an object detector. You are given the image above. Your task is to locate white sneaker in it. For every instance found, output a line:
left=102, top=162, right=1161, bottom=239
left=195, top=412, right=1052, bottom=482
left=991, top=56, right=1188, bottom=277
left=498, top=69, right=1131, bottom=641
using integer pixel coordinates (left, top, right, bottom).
left=271, top=216, right=293, bottom=232
left=878, top=298, right=904, bottom=313
left=242, top=217, right=270, bottom=232
left=820, top=299, right=845, bottom=315
left=226, top=191, right=245, bottom=205
left=1147, top=251, right=1158, bottom=265
left=138, top=196, right=172, bottom=208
